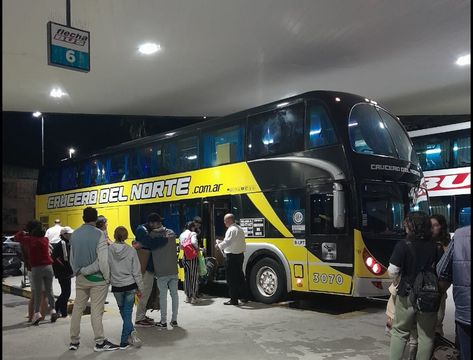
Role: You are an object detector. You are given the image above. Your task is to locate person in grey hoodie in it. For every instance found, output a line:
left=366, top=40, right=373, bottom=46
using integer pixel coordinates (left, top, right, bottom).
left=109, top=226, right=144, bottom=350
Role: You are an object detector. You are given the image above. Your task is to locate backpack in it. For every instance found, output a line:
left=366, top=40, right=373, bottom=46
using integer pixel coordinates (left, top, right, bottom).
left=406, top=241, right=441, bottom=313
left=182, top=232, right=198, bottom=260
left=431, top=335, right=460, bottom=360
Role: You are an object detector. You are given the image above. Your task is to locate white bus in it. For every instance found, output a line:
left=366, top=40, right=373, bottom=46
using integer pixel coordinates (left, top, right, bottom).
left=408, top=121, right=471, bottom=232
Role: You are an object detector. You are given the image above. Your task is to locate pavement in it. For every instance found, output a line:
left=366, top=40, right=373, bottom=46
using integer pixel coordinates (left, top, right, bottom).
left=2, top=275, right=457, bottom=360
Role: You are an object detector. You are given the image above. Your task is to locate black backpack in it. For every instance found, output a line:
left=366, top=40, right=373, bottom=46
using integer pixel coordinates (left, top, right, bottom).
left=406, top=241, right=441, bottom=313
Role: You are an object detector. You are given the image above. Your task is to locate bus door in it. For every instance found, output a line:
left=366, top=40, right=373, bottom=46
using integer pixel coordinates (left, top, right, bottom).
left=306, top=180, right=352, bottom=294
left=202, top=196, right=231, bottom=279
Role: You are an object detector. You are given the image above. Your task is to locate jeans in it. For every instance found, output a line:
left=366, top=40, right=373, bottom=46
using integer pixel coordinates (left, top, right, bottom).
left=31, top=265, right=55, bottom=313
left=157, top=274, right=178, bottom=323
left=55, top=277, right=72, bottom=317
left=456, top=321, right=471, bottom=360
left=390, top=296, right=437, bottom=360
left=225, top=253, right=249, bottom=303
left=70, top=274, right=109, bottom=344
left=135, top=271, right=155, bottom=322
left=114, top=290, right=136, bottom=345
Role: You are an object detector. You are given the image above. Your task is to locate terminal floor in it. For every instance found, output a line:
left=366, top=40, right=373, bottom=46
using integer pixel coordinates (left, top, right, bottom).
left=2, top=277, right=456, bottom=360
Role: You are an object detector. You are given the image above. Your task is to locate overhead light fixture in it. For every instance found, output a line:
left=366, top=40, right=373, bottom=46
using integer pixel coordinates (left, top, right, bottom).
left=165, top=132, right=175, bottom=137
left=50, top=88, right=66, bottom=98
left=138, top=43, right=161, bottom=55
left=335, top=97, right=341, bottom=102
left=456, top=54, right=470, bottom=66
left=33, top=111, right=42, bottom=118
left=203, top=116, right=207, bottom=119
left=276, top=102, right=289, bottom=108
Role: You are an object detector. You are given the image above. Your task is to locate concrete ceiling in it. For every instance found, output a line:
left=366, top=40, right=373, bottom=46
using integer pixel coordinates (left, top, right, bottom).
left=2, top=0, right=470, bottom=117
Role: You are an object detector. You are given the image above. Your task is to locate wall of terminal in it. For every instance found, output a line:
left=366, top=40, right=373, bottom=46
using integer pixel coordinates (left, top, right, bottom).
left=2, top=165, right=38, bottom=233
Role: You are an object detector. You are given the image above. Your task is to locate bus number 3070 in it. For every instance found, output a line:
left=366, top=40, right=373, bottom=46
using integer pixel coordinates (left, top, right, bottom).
left=313, top=273, right=344, bottom=285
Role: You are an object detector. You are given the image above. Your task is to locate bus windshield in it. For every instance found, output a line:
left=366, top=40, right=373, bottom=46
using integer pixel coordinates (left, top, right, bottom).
left=349, top=103, right=419, bottom=165
left=360, top=183, right=407, bottom=236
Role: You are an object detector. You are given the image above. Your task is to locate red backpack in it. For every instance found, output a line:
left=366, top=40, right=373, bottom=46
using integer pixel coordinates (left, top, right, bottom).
left=182, top=232, right=198, bottom=260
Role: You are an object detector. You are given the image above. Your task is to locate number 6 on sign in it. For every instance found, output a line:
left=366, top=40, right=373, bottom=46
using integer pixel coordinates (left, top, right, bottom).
left=66, top=50, right=76, bottom=63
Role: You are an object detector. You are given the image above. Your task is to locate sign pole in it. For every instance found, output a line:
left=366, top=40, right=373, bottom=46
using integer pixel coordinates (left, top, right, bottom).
left=66, top=0, right=71, bottom=26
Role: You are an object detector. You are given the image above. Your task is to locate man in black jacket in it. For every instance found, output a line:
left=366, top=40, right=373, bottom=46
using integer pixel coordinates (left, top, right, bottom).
left=51, top=226, right=74, bottom=318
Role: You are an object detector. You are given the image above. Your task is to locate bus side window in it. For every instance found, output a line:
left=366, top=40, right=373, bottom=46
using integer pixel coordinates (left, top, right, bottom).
left=308, top=103, right=336, bottom=148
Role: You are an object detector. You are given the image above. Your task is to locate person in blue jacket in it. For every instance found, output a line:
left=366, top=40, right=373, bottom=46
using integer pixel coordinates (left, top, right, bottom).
left=133, top=213, right=169, bottom=327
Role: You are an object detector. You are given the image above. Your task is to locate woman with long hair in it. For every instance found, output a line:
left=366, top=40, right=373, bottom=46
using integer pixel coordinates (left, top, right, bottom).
left=430, top=214, right=451, bottom=338
left=15, top=220, right=58, bottom=325
left=179, top=221, right=200, bottom=304
left=388, top=211, right=442, bottom=360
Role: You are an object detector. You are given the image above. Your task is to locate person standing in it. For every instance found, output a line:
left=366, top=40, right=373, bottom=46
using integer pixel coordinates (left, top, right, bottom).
left=15, top=220, right=58, bottom=325
left=216, top=213, right=249, bottom=306
left=45, top=219, right=62, bottom=244
left=51, top=226, right=74, bottom=318
left=96, top=215, right=113, bottom=245
left=133, top=213, right=168, bottom=327
left=151, top=221, right=178, bottom=329
left=69, top=207, right=118, bottom=352
left=437, top=225, right=471, bottom=360
left=179, top=221, right=200, bottom=304
left=388, top=211, right=443, bottom=360
left=108, top=226, right=144, bottom=349
left=430, top=214, right=451, bottom=337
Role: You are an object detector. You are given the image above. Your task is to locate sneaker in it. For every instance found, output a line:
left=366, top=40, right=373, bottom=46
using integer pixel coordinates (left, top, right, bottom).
left=119, top=343, right=129, bottom=350
left=69, top=342, right=79, bottom=350
left=170, top=321, right=178, bottom=328
left=155, top=322, right=167, bottom=329
left=191, top=297, right=197, bottom=304
left=185, top=297, right=191, bottom=303
left=128, top=330, right=143, bottom=348
left=32, top=312, right=42, bottom=326
left=145, top=315, right=155, bottom=322
left=94, top=339, right=119, bottom=352
left=50, top=310, right=58, bottom=323
left=135, top=319, right=155, bottom=327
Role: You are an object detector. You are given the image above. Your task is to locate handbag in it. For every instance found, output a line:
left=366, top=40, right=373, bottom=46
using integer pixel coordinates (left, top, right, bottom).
left=198, top=251, right=207, bottom=277
left=182, top=233, right=198, bottom=260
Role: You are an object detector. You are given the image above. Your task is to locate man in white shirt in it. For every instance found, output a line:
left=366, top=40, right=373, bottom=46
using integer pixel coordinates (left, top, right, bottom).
left=45, top=219, right=62, bottom=244
left=216, top=213, right=249, bottom=305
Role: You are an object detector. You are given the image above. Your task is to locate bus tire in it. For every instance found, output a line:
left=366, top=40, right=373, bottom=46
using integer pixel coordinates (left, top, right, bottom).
left=249, top=257, right=286, bottom=304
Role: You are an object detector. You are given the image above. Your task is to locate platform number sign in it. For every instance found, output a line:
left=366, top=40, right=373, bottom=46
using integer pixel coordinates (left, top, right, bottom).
left=47, top=22, right=90, bottom=72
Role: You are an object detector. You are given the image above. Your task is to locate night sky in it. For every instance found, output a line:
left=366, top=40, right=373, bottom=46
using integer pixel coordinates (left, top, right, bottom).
left=2, top=111, right=206, bottom=169
left=2, top=111, right=203, bottom=168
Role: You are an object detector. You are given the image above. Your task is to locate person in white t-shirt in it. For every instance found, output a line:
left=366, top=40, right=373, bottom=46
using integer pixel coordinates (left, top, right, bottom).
left=216, top=214, right=249, bottom=306
left=45, top=219, right=62, bottom=244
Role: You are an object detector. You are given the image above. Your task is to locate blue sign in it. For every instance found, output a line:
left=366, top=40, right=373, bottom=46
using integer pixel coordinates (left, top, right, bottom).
left=47, top=22, right=90, bottom=72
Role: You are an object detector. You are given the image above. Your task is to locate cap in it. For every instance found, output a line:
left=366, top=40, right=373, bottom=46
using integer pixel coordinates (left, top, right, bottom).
left=60, top=226, right=74, bottom=235
left=54, top=219, right=61, bottom=224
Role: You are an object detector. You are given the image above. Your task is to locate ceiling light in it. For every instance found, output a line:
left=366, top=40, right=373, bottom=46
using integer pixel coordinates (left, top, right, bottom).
left=33, top=111, right=42, bottom=118
left=456, top=54, right=470, bottom=66
left=335, top=97, right=341, bottom=102
left=138, top=43, right=161, bottom=55
left=276, top=102, right=289, bottom=108
left=50, top=88, right=66, bottom=98
left=165, top=132, right=175, bottom=137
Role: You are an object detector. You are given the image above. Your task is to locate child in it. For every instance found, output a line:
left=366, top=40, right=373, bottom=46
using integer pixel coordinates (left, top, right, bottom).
left=109, top=226, right=144, bottom=349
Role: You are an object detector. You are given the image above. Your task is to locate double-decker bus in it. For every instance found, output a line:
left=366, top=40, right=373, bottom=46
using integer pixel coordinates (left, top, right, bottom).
left=36, top=91, right=426, bottom=303
left=405, top=118, right=471, bottom=233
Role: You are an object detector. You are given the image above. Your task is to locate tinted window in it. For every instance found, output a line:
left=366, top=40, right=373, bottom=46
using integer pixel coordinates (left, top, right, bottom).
left=378, top=109, right=419, bottom=164
left=308, top=103, right=336, bottom=148
left=412, top=135, right=450, bottom=171
left=266, top=190, right=305, bottom=236
left=453, top=134, right=471, bottom=167
left=131, top=146, right=160, bottom=179
left=247, top=103, right=304, bottom=159
left=456, top=195, right=471, bottom=229
left=162, top=137, right=198, bottom=173
left=59, top=166, right=78, bottom=191
left=349, top=104, right=397, bottom=157
left=202, top=125, right=244, bottom=167
left=78, top=160, right=98, bottom=187
left=109, top=153, right=129, bottom=183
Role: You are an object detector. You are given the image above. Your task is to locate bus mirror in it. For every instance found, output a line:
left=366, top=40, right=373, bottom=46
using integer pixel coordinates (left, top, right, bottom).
left=333, top=183, right=345, bottom=229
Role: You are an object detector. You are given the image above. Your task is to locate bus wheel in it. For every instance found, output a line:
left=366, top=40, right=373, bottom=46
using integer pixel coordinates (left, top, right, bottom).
left=249, top=257, right=285, bottom=304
